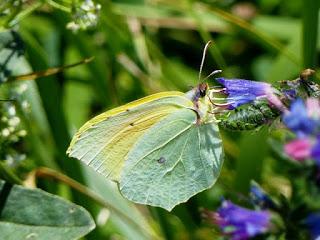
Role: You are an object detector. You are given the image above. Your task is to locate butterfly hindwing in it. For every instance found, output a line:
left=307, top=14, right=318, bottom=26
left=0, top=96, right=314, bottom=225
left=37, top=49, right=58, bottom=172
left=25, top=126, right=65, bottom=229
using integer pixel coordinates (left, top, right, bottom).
left=67, top=92, right=193, bottom=181
left=119, top=108, right=224, bottom=211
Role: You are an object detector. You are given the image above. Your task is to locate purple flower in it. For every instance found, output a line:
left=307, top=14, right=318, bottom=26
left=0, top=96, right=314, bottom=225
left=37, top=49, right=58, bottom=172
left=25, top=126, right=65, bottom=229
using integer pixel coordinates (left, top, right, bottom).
left=306, top=98, right=320, bottom=121
left=250, top=183, right=275, bottom=209
left=210, top=200, right=271, bottom=240
left=311, top=135, right=320, bottom=166
left=282, top=89, right=297, bottom=99
left=284, top=138, right=313, bottom=161
left=282, top=98, right=316, bottom=137
left=305, top=213, right=320, bottom=239
left=216, top=78, right=282, bottom=110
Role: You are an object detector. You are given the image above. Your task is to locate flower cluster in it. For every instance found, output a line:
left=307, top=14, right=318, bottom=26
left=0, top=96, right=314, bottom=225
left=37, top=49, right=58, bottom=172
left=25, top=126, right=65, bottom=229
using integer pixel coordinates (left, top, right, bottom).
left=282, top=98, right=320, bottom=165
left=206, top=73, right=320, bottom=239
left=66, top=0, right=101, bottom=32
left=203, top=199, right=271, bottom=240
left=204, top=183, right=320, bottom=239
left=215, top=77, right=320, bottom=166
left=0, top=83, right=29, bottom=166
left=0, top=102, right=27, bottom=165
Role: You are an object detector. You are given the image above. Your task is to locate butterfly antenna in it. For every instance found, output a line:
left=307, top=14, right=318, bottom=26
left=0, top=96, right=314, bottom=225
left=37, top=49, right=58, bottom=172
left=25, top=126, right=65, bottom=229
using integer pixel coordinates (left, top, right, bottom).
left=203, top=69, right=222, bottom=81
left=198, top=40, right=212, bottom=82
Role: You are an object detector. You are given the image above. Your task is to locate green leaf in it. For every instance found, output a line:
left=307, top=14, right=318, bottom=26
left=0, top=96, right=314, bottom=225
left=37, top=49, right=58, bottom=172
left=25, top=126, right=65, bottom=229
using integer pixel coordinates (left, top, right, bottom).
left=0, top=180, right=95, bottom=240
left=120, top=109, right=224, bottom=211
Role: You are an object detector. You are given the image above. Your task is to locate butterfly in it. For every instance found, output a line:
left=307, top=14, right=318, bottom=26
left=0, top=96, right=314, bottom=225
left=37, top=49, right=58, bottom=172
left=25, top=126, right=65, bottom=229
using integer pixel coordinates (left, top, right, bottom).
left=67, top=42, right=224, bottom=211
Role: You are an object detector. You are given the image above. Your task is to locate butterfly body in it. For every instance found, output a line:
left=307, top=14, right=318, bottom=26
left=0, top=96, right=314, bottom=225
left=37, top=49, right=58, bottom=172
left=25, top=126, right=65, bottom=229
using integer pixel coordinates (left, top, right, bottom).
left=67, top=83, right=223, bottom=210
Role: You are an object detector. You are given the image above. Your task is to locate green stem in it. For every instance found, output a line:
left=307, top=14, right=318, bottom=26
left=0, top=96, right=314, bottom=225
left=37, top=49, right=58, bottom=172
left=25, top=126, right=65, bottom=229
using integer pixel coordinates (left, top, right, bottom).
left=47, top=0, right=71, bottom=12
left=302, top=0, right=319, bottom=74
left=8, top=2, right=43, bottom=28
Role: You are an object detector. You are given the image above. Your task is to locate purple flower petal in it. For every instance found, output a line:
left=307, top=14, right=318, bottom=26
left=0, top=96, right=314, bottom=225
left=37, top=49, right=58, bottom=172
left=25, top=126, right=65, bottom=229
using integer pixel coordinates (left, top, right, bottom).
left=282, top=98, right=316, bottom=137
left=250, top=183, right=275, bottom=209
left=216, top=78, right=271, bottom=96
left=306, top=98, right=320, bottom=121
left=211, top=200, right=271, bottom=240
left=311, top=135, right=320, bottom=166
left=284, top=138, right=313, bottom=161
left=216, top=78, right=279, bottom=109
left=305, top=213, right=320, bottom=239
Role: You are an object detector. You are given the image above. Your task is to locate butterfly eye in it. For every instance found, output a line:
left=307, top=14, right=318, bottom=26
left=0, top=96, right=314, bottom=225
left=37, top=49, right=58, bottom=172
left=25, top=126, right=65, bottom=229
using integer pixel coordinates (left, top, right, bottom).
left=198, top=83, right=208, bottom=97
left=200, top=89, right=206, bottom=97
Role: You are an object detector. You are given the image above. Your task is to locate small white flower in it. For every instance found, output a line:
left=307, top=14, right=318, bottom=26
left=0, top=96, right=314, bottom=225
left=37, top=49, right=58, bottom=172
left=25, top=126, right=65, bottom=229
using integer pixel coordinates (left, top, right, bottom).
left=18, top=130, right=27, bottom=137
left=13, top=0, right=20, bottom=7
left=81, top=0, right=95, bottom=11
left=17, top=154, right=26, bottom=161
left=8, top=116, right=20, bottom=127
left=16, top=83, right=28, bottom=94
left=7, top=105, right=16, bottom=116
left=5, top=154, right=14, bottom=165
left=18, top=129, right=27, bottom=137
left=1, top=128, right=10, bottom=137
left=67, top=21, right=81, bottom=32
left=87, top=12, right=97, bottom=23
left=67, top=0, right=101, bottom=32
left=21, top=100, right=30, bottom=110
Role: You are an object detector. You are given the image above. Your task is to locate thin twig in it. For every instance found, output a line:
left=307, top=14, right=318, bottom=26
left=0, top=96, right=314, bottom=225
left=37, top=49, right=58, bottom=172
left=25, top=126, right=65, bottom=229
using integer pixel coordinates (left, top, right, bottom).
left=7, top=57, right=94, bottom=82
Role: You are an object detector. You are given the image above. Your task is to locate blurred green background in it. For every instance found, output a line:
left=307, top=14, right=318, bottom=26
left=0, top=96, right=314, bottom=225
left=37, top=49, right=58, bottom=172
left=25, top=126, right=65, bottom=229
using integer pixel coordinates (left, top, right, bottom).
left=0, top=0, right=319, bottom=239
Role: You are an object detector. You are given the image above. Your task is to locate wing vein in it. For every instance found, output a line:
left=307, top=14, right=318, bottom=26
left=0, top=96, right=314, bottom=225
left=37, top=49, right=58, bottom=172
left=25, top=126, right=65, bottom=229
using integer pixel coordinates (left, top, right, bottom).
left=81, top=112, right=170, bottom=169
left=198, top=127, right=210, bottom=185
left=120, top=119, right=195, bottom=189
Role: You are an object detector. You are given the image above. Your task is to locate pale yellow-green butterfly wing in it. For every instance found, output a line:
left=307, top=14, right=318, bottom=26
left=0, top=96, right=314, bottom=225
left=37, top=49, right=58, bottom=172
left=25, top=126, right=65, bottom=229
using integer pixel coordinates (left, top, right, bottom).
left=67, top=91, right=193, bottom=181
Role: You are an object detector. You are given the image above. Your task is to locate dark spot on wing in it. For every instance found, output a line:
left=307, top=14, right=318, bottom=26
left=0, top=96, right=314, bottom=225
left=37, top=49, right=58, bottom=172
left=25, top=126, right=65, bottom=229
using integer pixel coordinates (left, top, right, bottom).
left=126, top=109, right=130, bottom=112
left=129, top=123, right=134, bottom=126
left=157, top=157, right=166, bottom=164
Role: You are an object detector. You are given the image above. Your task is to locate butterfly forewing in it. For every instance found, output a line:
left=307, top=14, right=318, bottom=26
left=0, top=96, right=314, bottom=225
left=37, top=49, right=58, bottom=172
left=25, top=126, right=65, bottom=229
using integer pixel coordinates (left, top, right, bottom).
left=67, top=92, right=193, bottom=181
left=119, top=108, right=224, bottom=211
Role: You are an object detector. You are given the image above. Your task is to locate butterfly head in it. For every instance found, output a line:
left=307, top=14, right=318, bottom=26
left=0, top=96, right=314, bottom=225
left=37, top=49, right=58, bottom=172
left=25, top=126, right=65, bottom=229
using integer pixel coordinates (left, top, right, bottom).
left=198, top=82, right=208, bottom=97
left=186, top=82, right=218, bottom=124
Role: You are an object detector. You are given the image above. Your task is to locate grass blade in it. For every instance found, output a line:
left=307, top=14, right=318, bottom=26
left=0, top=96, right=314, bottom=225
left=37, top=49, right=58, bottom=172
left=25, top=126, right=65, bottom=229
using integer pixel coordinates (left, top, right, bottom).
left=302, top=0, right=319, bottom=75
